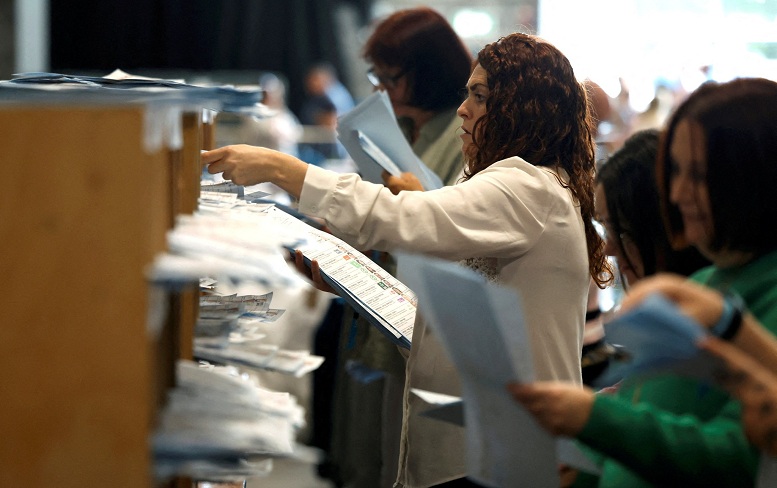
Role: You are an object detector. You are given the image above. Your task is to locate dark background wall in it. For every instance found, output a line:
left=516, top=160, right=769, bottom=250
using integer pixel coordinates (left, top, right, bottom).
left=0, top=0, right=13, bottom=78
left=49, top=0, right=372, bottom=115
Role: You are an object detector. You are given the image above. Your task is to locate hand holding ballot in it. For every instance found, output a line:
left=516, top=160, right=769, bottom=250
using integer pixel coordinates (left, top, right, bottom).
left=381, top=170, right=424, bottom=194
left=507, top=382, right=595, bottom=437
left=292, top=249, right=337, bottom=295
left=337, top=91, right=443, bottom=190
left=619, top=273, right=726, bottom=330
left=202, top=144, right=309, bottom=199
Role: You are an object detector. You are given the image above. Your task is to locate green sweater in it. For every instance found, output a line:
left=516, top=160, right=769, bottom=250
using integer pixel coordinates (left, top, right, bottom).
left=573, top=250, right=777, bottom=487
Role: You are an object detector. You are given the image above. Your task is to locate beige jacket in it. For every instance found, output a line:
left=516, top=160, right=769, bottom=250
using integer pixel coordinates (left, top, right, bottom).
left=298, top=157, right=589, bottom=487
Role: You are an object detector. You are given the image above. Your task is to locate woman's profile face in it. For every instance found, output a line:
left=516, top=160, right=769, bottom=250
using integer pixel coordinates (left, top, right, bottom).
left=456, top=64, right=489, bottom=155
left=595, top=183, right=645, bottom=287
left=669, top=119, right=715, bottom=254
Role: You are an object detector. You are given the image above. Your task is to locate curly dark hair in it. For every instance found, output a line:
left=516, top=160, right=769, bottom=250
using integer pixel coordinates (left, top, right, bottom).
left=465, top=33, right=612, bottom=287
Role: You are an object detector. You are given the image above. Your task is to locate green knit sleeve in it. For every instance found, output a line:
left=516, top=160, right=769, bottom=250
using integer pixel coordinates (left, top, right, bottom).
left=576, top=393, right=758, bottom=487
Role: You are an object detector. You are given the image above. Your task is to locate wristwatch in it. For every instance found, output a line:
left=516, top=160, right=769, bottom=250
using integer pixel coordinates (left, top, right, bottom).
left=710, top=291, right=746, bottom=340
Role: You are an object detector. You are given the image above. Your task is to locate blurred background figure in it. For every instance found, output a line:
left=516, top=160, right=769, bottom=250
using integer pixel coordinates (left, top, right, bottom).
left=300, top=61, right=355, bottom=123
left=298, top=62, right=353, bottom=166
left=582, top=129, right=710, bottom=386
left=365, top=7, right=472, bottom=188
left=595, top=129, right=710, bottom=291
left=585, top=79, right=614, bottom=168
left=255, top=72, right=303, bottom=159
left=630, top=83, right=678, bottom=135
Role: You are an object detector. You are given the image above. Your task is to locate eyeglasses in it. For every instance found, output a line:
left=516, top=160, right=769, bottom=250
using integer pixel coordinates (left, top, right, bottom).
left=366, top=67, right=404, bottom=88
left=595, top=218, right=634, bottom=248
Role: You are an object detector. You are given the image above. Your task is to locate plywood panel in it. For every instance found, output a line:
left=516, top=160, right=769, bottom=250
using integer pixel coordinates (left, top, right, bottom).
left=0, top=105, right=170, bottom=487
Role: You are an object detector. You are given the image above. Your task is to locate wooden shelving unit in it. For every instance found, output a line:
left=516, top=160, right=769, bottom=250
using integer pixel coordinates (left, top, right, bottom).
left=0, top=101, right=204, bottom=487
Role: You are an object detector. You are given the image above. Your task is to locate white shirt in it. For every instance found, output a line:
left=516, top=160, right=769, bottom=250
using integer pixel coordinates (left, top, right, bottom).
left=298, top=156, right=589, bottom=487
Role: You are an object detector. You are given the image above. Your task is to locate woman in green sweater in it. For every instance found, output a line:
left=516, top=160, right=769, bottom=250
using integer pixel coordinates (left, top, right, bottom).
left=620, top=273, right=777, bottom=459
left=509, top=77, right=777, bottom=487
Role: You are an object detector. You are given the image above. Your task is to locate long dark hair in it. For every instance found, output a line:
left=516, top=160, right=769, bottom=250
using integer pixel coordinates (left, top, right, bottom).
left=467, top=32, right=611, bottom=287
left=597, top=129, right=709, bottom=280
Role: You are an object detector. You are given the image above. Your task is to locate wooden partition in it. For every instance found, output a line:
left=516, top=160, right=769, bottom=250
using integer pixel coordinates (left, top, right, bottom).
left=0, top=104, right=171, bottom=487
left=167, top=111, right=204, bottom=364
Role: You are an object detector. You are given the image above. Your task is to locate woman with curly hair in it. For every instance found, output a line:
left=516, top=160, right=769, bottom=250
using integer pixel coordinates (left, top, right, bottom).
left=365, top=7, right=472, bottom=188
left=204, top=32, right=611, bottom=487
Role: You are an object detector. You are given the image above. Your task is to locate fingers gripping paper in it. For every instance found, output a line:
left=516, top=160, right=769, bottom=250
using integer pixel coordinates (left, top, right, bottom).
left=397, top=253, right=559, bottom=488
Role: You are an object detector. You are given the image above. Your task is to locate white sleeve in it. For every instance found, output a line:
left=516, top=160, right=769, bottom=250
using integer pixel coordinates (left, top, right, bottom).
left=297, top=158, right=563, bottom=261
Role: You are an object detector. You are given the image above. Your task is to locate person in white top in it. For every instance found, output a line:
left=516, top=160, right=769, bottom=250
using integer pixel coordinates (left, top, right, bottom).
left=203, top=32, right=612, bottom=488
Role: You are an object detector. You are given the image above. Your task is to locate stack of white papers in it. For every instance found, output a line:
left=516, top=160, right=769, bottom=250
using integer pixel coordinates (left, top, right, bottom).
left=337, top=91, right=442, bottom=191
left=147, top=197, right=309, bottom=290
left=153, top=360, right=305, bottom=481
left=193, top=291, right=323, bottom=377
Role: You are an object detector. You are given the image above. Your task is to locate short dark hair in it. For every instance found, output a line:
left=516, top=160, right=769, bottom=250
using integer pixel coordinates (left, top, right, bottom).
left=363, top=7, right=472, bottom=112
left=657, top=78, right=777, bottom=256
left=597, top=129, right=709, bottom=277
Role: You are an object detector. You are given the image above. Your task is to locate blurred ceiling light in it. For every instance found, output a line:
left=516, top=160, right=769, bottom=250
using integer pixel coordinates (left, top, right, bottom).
left=453, top=9, right=494, bottom=38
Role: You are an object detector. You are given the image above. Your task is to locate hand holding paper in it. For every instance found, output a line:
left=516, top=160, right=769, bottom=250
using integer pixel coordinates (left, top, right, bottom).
left=397, top=253, right=558, bottom=487
left=381, top=171, right=424, bottom=194
left=506, top=382, right=595, bottom=437
left=337, top=91, right=443, bottom=190
left=268, top=207, right=417, bottom=349
left=594, top=292, right=712, bottom=387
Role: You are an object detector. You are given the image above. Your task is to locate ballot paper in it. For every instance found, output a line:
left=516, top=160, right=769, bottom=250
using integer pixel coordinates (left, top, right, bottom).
left=200, top=181, right=245, bottom=198
left=337, top=91, right=442, bottom=190
left=195, top=344, right=324, bottom=378
left=413, top=391, right=603, bottom=476
left=413, top=389, right=465, bottom=426
left=397, top=253, right=558, bottom=488
left=153, top=361, right=304, bottom=480
left=147, top=201, right=309, bottom=290
left=356, top=130, right=402, bottom=177
left=594, top=292, right=714, bottom=388
left=267, top=206, right=417, bottom=349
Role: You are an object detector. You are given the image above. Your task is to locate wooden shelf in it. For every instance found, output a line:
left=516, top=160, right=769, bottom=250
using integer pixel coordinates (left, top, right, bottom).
left=0, top=103, right=202, bottom=487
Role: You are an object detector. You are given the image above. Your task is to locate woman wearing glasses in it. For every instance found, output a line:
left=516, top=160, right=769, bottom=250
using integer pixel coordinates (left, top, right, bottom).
left=365, top=7, right=472, bottom=191
left=594, top=129, right=708, bottom=290
left=582, top=129, right=709, bottom=385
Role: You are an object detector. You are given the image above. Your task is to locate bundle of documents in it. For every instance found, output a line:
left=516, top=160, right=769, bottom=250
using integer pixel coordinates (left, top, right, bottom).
left=593, top=292, right=717, bottom=387
left=194, top=291, right=324, bottom=377
left=267, top=205, right=417, bottom=349
left=147, top=198, right=309, bottom=290
left=7, top=70, right=268, bottom=116
left=337, top=90, right=442, bottom=191
left=153, top=360, right=305, bottom=481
